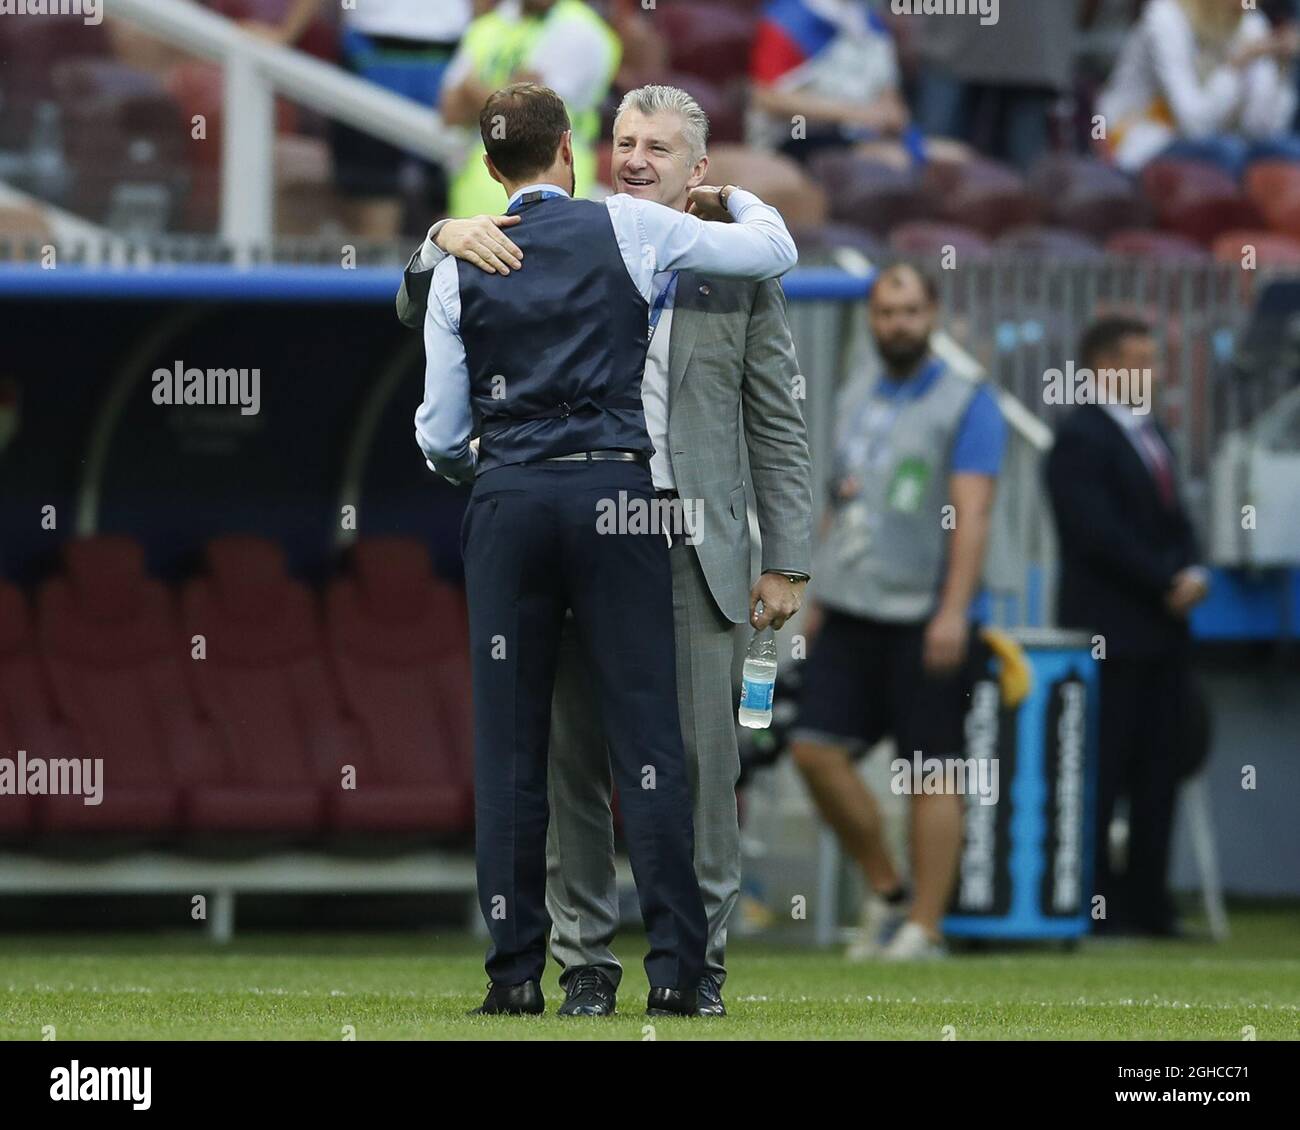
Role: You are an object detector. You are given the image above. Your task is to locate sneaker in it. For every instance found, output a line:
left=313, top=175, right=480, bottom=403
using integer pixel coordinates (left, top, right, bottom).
left=846, top=893, right=907, bottom=961
left=880, top=921, right=946, bottom=962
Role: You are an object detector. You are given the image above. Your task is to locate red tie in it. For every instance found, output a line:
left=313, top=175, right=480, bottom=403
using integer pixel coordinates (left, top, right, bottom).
left=1136, top=423, right=1175, bottom=507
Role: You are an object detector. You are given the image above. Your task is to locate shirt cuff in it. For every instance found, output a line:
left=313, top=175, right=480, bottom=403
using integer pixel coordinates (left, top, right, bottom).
left=416, top=221, right=452, bottom=271
left=725, top=187, right=762, bottom=220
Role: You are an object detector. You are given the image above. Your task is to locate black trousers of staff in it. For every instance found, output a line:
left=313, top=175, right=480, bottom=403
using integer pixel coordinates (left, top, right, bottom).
left=461, top=457, right=707, bottom=988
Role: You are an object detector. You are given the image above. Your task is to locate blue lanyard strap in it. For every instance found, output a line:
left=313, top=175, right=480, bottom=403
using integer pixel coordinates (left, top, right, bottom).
left=648, top=271, right=679, bottom=343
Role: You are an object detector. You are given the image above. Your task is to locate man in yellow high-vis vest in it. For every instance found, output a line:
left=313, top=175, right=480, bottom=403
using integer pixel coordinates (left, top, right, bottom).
left=439, top=0, right=621, bottom=217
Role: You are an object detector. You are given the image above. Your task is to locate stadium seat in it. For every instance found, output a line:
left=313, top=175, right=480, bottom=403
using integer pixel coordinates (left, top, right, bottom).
left=1210, top=230, right=1300, bottom=268
left=936, top=157, right=1042, bottom=237
left=655, top=2, right=757, bottom=83
left=651, top=72, right=747, bottom=145
left=1141, top=159, right=1260, bottom=245
left=996, top=225, right=1104, bottom=259
left=889, top=220, right=992, bottom=261
left=325, top=539, right=474, bottom=837
left=1029, top=154, right=1151, bottom=240
left=35, top=538, right=198, bottom=835
left=0, top=583, right=46, bottom=836
left=1104, top=229, right=1213, bottom=262
left=181, top=537, right=345, bottom=835
left=1243, top=159, right=1300, bottom=240
left=706, top=145, right=829, bottom=228
left=51, top=60, right=191, bottom=229
left=808, top=151, right=934, bottom=236
left=790, top=223, right=885, bottom=265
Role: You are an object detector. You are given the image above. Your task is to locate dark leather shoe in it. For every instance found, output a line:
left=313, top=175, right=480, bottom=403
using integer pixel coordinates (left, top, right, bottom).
left=470, top=980, right=544, bottom=1016
left=646, top=987, right=698, bottom=1017
left=558, top=966, right=617, bottom=1017
left=696, top=974, right=726, bottom=1017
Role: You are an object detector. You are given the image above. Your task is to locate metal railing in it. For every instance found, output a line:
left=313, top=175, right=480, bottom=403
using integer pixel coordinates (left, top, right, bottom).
left=105, top=0, right=464, bottom=261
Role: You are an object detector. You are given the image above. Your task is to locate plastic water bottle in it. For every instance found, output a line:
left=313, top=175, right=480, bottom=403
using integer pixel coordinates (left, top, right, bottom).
left=738, top=626, right=777, bottom=729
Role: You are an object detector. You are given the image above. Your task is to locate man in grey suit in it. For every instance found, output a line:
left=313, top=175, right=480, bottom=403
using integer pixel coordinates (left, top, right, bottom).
left=397, top=85, right=813, bottom=1016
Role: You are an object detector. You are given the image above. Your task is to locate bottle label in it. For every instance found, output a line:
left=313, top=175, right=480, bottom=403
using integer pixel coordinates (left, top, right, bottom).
left=740, top=677, right=775, bottom=712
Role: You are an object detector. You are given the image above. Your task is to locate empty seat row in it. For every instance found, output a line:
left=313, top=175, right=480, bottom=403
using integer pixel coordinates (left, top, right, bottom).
left=0, top=535, right=473, bottom=841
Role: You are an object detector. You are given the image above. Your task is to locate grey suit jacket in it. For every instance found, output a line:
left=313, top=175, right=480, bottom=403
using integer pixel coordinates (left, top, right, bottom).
left=398, top=251, right=813, bottom=625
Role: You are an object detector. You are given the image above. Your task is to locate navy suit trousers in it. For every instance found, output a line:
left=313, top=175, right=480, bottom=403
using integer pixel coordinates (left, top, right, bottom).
left=461, top=459, right=707, bottom=989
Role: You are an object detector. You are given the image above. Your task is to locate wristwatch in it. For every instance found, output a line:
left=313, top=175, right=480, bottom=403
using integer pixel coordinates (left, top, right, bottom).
left=766, top=570, right=809, bottom=584
left=718, top=184, right=736, bottom=210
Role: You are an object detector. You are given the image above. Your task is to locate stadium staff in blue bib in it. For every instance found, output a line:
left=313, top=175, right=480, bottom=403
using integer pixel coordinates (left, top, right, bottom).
left=415, top=83, right=798, bottom=1017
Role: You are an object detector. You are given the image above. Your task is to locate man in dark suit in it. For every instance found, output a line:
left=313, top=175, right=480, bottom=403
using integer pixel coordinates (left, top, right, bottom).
left=1045, top=316, right=1210, bottom=936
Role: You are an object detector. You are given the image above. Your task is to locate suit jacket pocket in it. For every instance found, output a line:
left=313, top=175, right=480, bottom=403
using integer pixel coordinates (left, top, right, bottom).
left=729, top=484, right=746, bottom=522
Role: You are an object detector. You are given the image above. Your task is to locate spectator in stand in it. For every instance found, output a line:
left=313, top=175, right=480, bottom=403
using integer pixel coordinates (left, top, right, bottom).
left=910, top=0, right=1079, bottom=173
left=1097, top=0, right=1300, bottom=175
left=244, top=0, right=473, bottom=237
left=438, top=1, right=621, bottom=217
left=748, top=0, right=969, bottom=170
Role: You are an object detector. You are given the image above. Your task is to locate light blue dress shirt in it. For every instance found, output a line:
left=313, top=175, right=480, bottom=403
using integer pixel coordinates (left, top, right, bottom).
left=415, top=184, right=797, bottom=484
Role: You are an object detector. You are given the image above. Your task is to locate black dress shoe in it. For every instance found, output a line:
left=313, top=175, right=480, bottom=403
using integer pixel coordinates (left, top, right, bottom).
left=696, top=974, right=726, bottom=1017
left=558, top=966, right=617, bottom=1017
left=646, top=987, right=698, bottom=1017
left=469, top=980, right=544, bottom=1016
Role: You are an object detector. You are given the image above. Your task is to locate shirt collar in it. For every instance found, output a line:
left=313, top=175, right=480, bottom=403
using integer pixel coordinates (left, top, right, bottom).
left=506, top=183, right=572, bottom=210
left=1101, top=401, right=1144, bottom=430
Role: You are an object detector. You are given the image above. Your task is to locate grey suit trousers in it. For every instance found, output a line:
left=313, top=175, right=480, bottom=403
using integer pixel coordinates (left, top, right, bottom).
left=545, top=537, right=741, bottom=988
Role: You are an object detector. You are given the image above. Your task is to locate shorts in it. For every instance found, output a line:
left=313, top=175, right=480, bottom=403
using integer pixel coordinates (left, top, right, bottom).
left=331, top=29, right=457, bottom=199
left=791, top=608, right=989, bottom=759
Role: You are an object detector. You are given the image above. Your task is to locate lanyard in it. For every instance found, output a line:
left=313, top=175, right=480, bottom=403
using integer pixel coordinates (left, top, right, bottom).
left=648, top=271, right=679, bottom=344
left=840, top=359, right=944, bottom=476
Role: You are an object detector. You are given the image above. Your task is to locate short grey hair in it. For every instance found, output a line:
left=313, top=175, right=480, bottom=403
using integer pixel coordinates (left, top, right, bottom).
left=613, top=85, right=710, bottom=165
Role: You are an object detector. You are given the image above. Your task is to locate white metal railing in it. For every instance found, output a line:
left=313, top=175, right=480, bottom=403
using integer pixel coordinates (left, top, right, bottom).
left=107, top=0, right=466, bottom=262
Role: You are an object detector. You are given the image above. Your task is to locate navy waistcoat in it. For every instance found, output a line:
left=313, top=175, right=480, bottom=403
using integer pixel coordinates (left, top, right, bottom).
left=456, top=194, right=652, bottom=472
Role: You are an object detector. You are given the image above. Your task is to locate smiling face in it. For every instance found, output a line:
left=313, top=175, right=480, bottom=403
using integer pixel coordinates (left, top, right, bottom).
left=611, top=108, right=708, bottom=212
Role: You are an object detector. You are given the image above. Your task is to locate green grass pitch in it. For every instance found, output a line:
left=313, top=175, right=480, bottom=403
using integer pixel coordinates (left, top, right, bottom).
left=2, top=907, right=1297, bottom=1040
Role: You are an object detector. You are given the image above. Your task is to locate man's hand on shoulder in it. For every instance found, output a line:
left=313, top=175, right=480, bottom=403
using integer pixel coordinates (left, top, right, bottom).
left=435, top=214, right=525, bottom=275
left=687, top=185, right=737, bottom=224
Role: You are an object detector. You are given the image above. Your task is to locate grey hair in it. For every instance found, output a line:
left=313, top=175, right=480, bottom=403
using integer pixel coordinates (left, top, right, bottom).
left=613, top=85, right=710, bottom=165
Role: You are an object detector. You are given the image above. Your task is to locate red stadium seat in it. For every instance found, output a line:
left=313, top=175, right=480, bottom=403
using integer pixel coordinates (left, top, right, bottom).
left=181, top=537, right=344, bottom=834
left=1029, top=154, right=1151, bottom=240
left=706, top=145, right=829, bottom=228
left=936, top=157, right=1042, bottom=237
left=35, top=538, right=199, bottom=835
left=0, top=583, right=47, bottom=836
left=889, top=220, right=992, bottom=261
left=655, top=2, right=757, bottom=83
left=325, top=539, right=474, bottom=837
left=1211, top=229, right=1300, bottom=267
left=1104, top=229, right=1213, bottom=262
left=1243, top=159, right=1300, bottom=240
left=808, top=152, right=936, bottom=236
left=1141, top=159, right=1260, bottom=245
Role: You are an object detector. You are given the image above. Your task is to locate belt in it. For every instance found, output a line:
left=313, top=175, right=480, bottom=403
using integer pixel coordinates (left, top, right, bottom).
left=542, top=450, right=646, bottom=463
